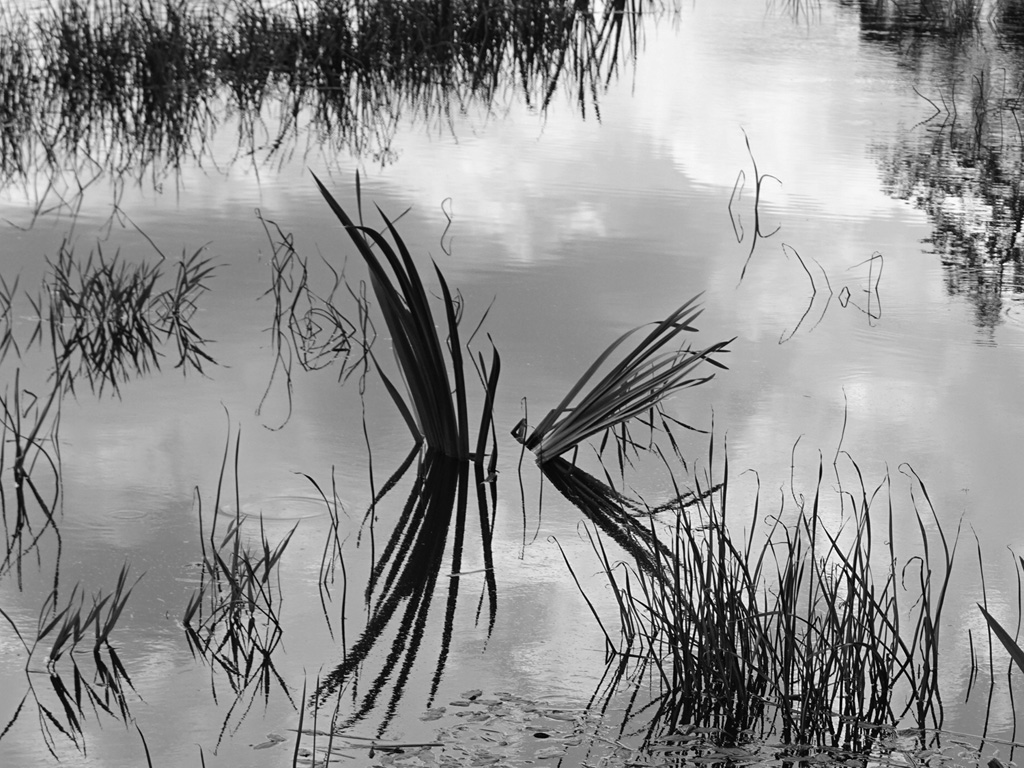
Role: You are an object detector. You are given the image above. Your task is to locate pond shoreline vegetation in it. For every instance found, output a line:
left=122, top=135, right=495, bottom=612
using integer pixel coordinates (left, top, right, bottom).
left=0, top=167, right=1017, bottom=767
left=4, top=0, right=1024, bottom=765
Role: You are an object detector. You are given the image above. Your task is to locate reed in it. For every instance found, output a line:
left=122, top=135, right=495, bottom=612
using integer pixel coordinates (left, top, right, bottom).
left=313, top=174, right=500, bottom=460
left=583, top=446, right=956, bottom=749
left=978, top=554, right=1024, bottom=679
left=515, top=294, right=732, bottom=464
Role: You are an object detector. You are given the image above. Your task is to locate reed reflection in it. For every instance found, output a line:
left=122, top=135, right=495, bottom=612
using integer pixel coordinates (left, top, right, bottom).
left=0, top=0, right=651, bottom=202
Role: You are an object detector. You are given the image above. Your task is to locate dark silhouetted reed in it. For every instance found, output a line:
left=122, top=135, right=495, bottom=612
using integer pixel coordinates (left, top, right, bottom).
left=515, top=294, right=731, bottom=464
left=313, top=174, right=500, bottom=460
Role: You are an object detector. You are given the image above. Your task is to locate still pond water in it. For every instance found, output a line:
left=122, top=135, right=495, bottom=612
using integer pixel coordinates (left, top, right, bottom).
left=4, top=0, right=1024, bottom=764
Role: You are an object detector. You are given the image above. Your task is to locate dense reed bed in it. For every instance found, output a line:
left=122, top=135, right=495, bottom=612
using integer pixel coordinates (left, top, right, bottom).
left=586, top=448, right=956, bottom=751
left=0, top=0, right=648, bottom=192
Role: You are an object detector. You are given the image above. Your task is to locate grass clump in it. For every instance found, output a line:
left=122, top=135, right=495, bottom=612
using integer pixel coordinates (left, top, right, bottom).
left=514, top=294, right=731, bottom=465
left=587, top=447, right=956, bottom=750
left=313, top=173, right=499, bottom=461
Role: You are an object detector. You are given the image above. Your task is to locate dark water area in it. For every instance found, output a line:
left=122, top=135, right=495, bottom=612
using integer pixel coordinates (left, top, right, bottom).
left=4, top=0, right=1024, bottom=765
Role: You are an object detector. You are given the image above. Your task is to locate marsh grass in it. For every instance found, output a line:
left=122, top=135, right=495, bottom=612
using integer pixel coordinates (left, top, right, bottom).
left=0, top=563, right=141, bottom=757
left=580, top=446, right=956, bottom=749
left=46, top=238, right=215, bottom=396
left=182, top=425, right=296, bottom=739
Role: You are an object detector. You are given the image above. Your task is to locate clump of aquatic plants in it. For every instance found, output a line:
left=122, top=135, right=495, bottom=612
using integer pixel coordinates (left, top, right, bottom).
left=0, top=563, right=141, bottom=758
left=182, top=426, right=295, bottom=738
left=585, top=447, right=957, bottom=750
left=46, top=239, right=215, bottom=396
left=300, top=178, right=503, bottom=725
left=313, top=173, right=501, bottom=461
left=514, top=294, right=730, bottom=465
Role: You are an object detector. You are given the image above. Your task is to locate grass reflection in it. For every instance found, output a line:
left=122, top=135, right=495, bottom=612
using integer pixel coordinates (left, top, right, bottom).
left=0, top=0, right=652, bottom=198
left=0, top=563, right=142, bottom=759
left=182, top=424, right=296, bottom=743
left=47, top=241, right=216, bottom=397
left=0, top=370, right=62, bottom=590
left=314, top=447, right=498, bottom=733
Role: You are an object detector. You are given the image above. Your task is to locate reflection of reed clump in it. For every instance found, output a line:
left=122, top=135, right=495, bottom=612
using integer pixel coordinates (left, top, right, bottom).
left=308, top=178, right=499, bottom=731
left=0, top=0, right=649, bottom=198
left=46, top=241, right=216, bottom=396
left=0, top=563, right=142, bottom=758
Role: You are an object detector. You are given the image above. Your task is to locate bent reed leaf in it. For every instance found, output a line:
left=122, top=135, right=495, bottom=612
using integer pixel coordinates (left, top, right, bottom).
left=518, top=295, right=732, bottom=463
left=312, top=173, right=498, bottom=460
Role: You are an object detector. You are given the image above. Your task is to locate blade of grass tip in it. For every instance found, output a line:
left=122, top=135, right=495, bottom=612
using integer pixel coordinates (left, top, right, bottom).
left=137, top=724, right=154, bottom=768
left=293, top=677, right=307, bottom=768
left=311, top=173, right=379, bottom=269
left=979, top=604, right=1024, bottom=674
left=436, top=265, right=468, bottom=458
left=475, top=345, right=501, bottom=463
left=356, top=170, right=363, bottom=226
left=553, top=534, right=613, bottom=650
